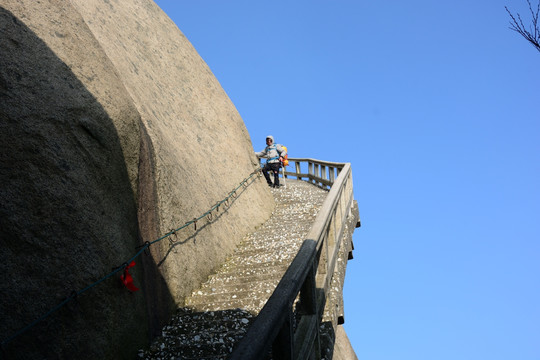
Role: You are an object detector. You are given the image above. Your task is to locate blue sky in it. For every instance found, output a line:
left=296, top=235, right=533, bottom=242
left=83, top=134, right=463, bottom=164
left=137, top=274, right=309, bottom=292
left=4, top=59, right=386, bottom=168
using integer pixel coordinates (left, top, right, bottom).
left=154, top=1, right=540, bottom=359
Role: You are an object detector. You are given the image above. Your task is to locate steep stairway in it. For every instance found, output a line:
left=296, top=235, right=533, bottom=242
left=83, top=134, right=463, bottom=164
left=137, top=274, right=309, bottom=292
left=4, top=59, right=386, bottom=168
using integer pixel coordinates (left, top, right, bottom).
left=138, top=179, right=328, bottom=359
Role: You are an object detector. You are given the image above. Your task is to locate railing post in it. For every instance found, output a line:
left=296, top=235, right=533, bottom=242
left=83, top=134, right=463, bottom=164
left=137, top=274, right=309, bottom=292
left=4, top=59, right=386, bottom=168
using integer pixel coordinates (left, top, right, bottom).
left=295, top=262, right=322, bottom=360
left=273, top=308, right=294, bottom=360
left=325, top=210, right=336, bottom=278
left=316, top=232, right=328, bottom=290
left=321, top=165, right=327, bottom=188
left=295, top=161, right=302, bottom=180
left=337, top=186, right=344, bottom=236
left=299, top=263, right=318, bottom=315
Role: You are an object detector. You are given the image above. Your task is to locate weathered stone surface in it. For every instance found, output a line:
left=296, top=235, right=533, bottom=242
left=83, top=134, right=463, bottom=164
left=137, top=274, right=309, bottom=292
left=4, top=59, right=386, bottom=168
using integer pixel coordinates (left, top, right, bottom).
left=0, top=0, right=272, bottom=358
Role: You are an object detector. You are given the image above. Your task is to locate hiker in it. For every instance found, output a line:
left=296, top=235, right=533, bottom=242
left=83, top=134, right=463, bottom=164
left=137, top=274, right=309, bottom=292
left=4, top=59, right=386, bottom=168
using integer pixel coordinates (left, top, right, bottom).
left=255, top=135, right=287, bottom=188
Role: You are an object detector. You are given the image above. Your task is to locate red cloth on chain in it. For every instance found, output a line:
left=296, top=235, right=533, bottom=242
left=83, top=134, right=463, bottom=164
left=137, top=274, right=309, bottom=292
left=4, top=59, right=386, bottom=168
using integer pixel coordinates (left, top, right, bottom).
left=120, top=261, right=139, bottom=292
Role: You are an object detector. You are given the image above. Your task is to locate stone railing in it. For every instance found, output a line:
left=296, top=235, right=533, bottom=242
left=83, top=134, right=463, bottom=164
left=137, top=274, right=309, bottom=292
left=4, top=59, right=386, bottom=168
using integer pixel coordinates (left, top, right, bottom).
left=230, top=158, right=357, bottom=359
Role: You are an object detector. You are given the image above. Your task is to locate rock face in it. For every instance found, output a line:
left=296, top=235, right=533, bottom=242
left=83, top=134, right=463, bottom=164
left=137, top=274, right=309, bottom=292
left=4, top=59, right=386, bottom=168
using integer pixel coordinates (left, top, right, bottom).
left=0, top=0, right=273, bottom=358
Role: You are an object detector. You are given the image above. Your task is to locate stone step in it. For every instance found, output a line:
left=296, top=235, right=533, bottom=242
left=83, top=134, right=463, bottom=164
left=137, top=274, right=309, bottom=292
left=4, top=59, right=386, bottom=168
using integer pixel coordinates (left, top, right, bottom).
left=230, top=243, right=302, bottom=260
left=224, top=253, right=298, bottom=268
left=237, top=229, right=308, bottom=247
left=143, top=339, right=234, bottom=360
left=186, top=286, right=276, bottom=307
left=203, top=269, right=284, bottom=294
left=219, top=258, right=291, bottom=272
left=199, top=276, right=280, bottom=295
left=186, top=297, right=270, bottom=313
left=166, top=308, right=253, bottom=335
left=138, top=309, right=253, bottom=359
left=233, top=238, right=296, bottom=252
left=208, top=262, right=287, bottom=280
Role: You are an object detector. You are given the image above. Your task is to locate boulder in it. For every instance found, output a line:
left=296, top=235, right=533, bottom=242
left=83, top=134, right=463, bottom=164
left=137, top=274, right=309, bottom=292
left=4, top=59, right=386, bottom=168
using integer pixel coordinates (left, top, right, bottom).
left=0, top=0, right=273, bottom=358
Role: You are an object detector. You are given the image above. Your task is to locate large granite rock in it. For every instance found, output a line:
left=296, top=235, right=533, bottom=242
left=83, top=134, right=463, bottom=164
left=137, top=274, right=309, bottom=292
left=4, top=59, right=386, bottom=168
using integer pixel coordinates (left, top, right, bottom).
left=0, top=0, right=273, bottom=358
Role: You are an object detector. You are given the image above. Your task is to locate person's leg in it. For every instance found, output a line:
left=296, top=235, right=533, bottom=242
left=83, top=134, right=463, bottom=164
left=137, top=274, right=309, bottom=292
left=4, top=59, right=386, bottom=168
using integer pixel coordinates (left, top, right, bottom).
left=272, top=163, right=280, bottom=187
left=262, top=163, right=272, bottom=186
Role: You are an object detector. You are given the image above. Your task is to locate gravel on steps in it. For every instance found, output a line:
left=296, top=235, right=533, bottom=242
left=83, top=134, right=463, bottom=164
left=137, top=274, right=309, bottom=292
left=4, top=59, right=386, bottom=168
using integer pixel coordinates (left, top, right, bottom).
left=138, top=179, right=328, bottom=360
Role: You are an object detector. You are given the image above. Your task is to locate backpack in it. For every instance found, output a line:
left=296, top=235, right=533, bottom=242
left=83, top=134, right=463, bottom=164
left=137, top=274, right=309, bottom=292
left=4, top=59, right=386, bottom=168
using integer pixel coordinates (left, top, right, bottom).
left=281, top=145, right=289, bottom=166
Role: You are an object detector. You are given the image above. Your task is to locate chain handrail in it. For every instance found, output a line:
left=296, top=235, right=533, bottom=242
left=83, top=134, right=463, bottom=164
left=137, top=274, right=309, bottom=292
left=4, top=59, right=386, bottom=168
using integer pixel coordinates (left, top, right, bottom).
left=1, top=166, right=262, bottom=348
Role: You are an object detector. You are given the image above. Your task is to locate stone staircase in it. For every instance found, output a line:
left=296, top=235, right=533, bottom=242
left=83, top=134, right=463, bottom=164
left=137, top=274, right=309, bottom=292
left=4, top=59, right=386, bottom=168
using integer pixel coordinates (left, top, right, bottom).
left=138, top=179, right=328, bottom=360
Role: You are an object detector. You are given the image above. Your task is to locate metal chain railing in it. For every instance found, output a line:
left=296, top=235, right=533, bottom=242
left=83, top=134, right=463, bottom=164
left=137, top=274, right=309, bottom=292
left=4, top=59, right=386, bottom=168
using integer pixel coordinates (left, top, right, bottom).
left=1, top=166, right=263, bottom=348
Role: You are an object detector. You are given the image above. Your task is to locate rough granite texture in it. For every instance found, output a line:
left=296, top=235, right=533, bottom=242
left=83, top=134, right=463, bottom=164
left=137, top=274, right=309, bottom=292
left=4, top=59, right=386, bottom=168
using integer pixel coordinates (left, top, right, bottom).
left=0, top=0, right=272, bottom=358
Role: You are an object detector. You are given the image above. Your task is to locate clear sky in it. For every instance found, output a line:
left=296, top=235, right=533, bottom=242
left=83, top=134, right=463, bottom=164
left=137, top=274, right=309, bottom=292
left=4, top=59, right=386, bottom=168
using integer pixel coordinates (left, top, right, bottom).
left=154, top=1, right=540, bottom=359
